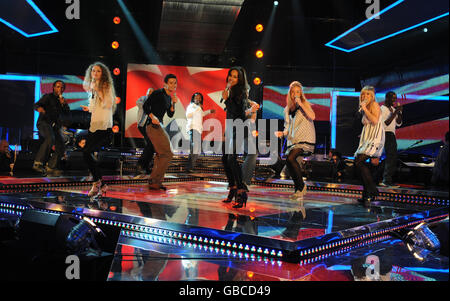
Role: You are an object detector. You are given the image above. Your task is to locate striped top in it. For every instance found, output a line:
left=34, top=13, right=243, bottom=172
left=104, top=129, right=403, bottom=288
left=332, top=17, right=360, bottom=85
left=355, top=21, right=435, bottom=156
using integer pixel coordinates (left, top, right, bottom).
left=354, top=113, right=385, bottom=157
left=283, top=105, right=316, bottom=153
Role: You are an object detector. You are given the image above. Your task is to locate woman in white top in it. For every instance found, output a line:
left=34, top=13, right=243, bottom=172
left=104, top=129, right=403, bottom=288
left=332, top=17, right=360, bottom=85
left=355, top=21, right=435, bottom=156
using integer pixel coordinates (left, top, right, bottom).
left=80, top=62, right=116, bottom=197
left=354, top=86, right=385, bottom=203
left=185, top=92, right=215, bottom=171
left=276, top=81, right=316, bottom=199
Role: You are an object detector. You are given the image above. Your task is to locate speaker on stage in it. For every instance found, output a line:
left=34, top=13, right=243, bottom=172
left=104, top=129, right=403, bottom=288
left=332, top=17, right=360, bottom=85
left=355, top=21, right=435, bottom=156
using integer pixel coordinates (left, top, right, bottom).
left=3, top=209, right=118, bottom=280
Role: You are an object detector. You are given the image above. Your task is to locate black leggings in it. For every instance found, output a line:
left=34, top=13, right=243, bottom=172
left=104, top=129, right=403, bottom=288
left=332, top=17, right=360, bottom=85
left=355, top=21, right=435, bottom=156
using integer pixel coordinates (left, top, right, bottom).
left=285, top=147, right=306, bottom=191
left=354, top=154, right=379, bottom=197
left=83, top=129, right=112, bottom=181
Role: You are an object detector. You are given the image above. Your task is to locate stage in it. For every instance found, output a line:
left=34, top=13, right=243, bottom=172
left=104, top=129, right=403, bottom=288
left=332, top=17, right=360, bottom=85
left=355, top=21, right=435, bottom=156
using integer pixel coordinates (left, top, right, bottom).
left=0, top=157, right=448, bottom=281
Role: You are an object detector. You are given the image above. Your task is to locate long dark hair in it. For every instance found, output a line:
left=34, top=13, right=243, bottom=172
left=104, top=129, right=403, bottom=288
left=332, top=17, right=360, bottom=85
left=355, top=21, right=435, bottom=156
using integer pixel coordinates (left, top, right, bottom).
left=226, top=66, right=249, bottom=102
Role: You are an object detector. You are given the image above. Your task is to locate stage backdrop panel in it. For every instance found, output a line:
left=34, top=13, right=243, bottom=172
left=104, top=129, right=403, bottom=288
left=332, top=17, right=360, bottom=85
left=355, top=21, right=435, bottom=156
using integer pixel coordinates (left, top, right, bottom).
left=125, top=64, right=229, bottom=140
left=331, top=92, right=449, bottom=157
left=262, top=86, right=355, bottom=121
left=0, top=75, right=38, bottom=142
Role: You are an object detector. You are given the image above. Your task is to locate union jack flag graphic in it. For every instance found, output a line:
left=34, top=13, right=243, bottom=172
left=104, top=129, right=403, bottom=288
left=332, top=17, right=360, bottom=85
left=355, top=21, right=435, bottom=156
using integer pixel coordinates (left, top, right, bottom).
left=125, top=64, right=229, bottom=140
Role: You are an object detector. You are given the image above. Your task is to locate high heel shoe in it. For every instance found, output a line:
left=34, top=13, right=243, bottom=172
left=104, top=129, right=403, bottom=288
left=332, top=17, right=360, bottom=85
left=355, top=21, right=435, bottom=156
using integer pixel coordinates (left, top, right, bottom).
left=223, top=188, right=237, bottom=203
left=88, top=180, right=102, bottom=197
left=232, top=191, right=248, bottom=209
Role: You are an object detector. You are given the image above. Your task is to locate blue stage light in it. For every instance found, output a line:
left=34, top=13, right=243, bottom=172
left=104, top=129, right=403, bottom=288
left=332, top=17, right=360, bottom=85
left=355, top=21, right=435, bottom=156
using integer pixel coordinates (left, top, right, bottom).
left=0, top=0, right=58, bottom=38
left=325, top=0, right=448, bottom=52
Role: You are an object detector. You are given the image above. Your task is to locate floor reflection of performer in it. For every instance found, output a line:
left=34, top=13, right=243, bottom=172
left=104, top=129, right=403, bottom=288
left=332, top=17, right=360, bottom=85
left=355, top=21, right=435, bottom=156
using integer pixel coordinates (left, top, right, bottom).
left=221, top=67, right=251, bottom=208
left=276, top=81, right=316, bottom=200
left=80, top=62, right=116, bottom=197
left=354, top=86, right=385, bottom=203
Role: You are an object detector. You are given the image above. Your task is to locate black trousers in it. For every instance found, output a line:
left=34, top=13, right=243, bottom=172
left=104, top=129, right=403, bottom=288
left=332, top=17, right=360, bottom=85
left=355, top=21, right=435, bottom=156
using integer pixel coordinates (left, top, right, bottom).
left=222, top=135, right=246, bottom=190
left=35, top=121, right=65, bottom=169
left=354, top=154, right=379, bottom=198
left=285, top=147, right=306, bottom=191
left=83, top=129, right=112, bottom=181
left=137, top=125, right=155, bottom=171
left=382, top=132, right=397, bottom=184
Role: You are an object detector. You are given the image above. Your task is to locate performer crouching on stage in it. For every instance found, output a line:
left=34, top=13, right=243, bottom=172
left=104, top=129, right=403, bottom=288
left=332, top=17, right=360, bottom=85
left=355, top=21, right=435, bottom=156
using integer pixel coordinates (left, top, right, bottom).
left=354, top=86, right=385, bottom=203
left=221, top=66, right=252, bottom=208
left=276, top=81, right=316, bottom=199
left=81, top=62, right=116, bottom=197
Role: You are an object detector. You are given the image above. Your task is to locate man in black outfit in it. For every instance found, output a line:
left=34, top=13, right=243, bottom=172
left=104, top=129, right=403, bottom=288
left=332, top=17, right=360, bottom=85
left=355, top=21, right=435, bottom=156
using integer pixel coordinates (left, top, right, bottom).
left=33, top=80, right=70, bottom=175
left=143, top=74, right=178, bottom=190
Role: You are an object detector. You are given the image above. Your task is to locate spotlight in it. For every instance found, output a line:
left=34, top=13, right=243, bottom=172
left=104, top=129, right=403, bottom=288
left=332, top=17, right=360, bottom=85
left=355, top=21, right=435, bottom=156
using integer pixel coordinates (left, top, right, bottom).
left=113, top=67, right=121, bottom=75
left=113, top=16, right=121, bottom=24
left=392, top=222, right=441, bottom=261
left=423, top=28, right=428, bottom=33
left=111, top=41, right=119, bottom=49
left=255, top=50, right=264, bottom=59
left=66, top=216, right=105, bottom=256
left=274, top=1, right=278, bottom=6
left=255, top=24, right=264, bottom=32
left=253, top=77, right=262, bottom=85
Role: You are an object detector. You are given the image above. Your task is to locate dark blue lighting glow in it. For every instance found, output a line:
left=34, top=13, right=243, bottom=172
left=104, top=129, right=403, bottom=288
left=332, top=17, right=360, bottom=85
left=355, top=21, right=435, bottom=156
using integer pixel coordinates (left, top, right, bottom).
left=0, top=0, right=58, bottom=37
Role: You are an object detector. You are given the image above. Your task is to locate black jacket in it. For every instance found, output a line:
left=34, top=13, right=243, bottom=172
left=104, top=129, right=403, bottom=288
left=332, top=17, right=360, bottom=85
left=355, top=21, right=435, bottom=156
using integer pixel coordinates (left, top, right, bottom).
left=35, top=93, right=70, bottom=126
left=142, top=88, right=175, bottom=125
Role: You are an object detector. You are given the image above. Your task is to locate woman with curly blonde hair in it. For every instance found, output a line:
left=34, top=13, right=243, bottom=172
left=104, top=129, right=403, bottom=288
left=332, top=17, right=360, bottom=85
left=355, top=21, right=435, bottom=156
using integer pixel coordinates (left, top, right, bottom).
left=80, top=62, right=116, bottom=197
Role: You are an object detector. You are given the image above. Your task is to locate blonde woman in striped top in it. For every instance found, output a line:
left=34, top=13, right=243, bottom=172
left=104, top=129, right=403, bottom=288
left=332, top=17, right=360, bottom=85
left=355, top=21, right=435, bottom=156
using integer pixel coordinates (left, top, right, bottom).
left=354, top=86, right=385, bottom=203
left=276, top=81, right=316, bottom=199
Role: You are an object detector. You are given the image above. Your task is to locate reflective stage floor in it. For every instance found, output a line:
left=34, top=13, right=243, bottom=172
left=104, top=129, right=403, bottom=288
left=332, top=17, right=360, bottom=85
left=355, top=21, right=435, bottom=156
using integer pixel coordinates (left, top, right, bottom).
left=0, top=173, right=448, bottom=281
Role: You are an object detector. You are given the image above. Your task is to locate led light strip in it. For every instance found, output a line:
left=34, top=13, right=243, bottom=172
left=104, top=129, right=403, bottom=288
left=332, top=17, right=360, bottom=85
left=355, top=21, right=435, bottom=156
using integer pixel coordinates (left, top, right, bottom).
left=89, top=216, right=284, bottom=259
left=299, top=235, right=391, bottom=266
left=297, top=213, right=448, bottom=259
left=120, top=229, right=283, bottom=266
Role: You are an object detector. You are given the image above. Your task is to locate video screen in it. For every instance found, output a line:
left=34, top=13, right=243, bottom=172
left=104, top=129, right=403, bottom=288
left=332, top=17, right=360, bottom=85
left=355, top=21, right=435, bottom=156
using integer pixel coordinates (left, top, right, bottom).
left=40, top=75, right=90, bottom=110
left=125, top=64, right=229, bottom=140
left=262, top=86, right=355, bottom=121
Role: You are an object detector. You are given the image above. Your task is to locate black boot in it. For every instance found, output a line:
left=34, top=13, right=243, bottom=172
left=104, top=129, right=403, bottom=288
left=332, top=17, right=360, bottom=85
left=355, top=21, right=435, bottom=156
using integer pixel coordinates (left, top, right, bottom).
left=232, top=191, right=248, bottom=209
left=223, top=189, right=237, bottom=203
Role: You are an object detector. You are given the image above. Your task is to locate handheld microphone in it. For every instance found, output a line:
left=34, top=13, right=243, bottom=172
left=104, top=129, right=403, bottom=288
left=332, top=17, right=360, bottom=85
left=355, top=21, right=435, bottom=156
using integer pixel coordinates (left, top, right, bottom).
left=220, top=82, right=231, bottom=103
left=358, top=99, right=368, bottom=113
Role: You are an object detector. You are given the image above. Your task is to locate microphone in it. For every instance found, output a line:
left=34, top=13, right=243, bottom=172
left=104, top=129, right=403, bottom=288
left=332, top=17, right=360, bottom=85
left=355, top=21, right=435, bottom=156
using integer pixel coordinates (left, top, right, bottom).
left=220, top=82, right=231, bottom=103
left=358, top=99, right=368, bottom=113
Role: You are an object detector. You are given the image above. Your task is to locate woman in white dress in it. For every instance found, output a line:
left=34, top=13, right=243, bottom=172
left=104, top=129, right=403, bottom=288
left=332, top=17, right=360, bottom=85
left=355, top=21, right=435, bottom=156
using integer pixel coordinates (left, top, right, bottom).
left=354, top=86, right=385, bottom=203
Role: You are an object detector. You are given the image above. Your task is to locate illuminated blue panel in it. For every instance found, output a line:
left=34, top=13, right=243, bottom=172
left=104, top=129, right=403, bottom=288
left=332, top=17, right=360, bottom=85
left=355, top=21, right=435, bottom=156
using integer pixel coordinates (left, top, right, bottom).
left=0, top=74, right=41, bottom=139
left=0, top=0, right=58, bottom=37
left=325, top=0, right=449, bottom=52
